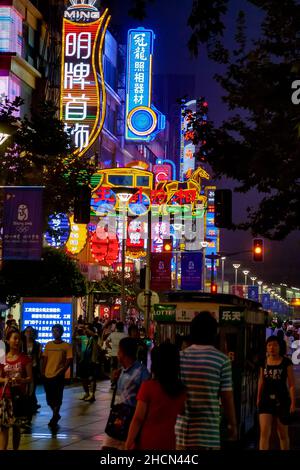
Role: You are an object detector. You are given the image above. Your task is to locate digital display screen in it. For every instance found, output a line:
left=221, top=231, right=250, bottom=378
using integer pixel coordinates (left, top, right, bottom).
left=21, top=301, right=73, bottom=349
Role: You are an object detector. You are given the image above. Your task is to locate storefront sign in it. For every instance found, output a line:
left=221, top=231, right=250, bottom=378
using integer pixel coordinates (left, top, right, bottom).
left=61, top=1, right=110, bottom=156
left=153, top=304, right=176, bottom=322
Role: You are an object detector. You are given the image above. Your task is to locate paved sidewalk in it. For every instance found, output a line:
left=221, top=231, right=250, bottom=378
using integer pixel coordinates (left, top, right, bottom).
left=16, top=380, right=112, bottom=450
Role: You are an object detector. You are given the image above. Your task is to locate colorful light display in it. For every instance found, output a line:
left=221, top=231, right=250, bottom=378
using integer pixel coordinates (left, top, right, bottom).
left=204, top=186, right=220, bottom=269
left=60, top=1, right=110, bottom=156
left=125, top=27, right=165, bottom=142
left=45, top=213, right=70, bottom=248
left=65, top=215, right=88, bottom=254
left=153, top=163, right=173, bottom=183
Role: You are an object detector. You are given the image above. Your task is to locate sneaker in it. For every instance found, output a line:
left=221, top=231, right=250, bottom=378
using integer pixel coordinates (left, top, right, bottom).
left=79, top=393, right=89, bottom=400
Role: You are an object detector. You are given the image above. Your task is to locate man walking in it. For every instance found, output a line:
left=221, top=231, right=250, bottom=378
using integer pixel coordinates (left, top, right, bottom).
left=42, top=324, right=73, bottom=429
left=102, top=337, right=150, bottom=450
left=175, top=311, right=237, bottom=450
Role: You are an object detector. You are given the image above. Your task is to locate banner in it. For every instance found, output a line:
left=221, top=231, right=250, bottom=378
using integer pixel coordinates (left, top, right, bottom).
left=247, top=285, right=259, bottom=302
left=231, top=285, right=246, bottom=298
left=181, top=252, right=202, bottom=290
left=3, top=187, right=43, bottom=260
left=150, top=253, right=172, bottom=291
left=261, top=293, right=271, bottom=310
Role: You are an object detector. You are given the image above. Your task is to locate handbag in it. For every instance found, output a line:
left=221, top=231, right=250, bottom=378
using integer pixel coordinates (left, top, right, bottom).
left=104, top=382, right=135, bottom=441
left=0, top=383, right=14, bottom=427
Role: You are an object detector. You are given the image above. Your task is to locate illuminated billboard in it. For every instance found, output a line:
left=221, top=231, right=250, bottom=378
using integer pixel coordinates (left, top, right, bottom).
left=21, top=299, right=73, bottom=348
left=125, top=27, right=165, bottom=142
left=60, top=0, right=111, bottom=156
left=204, top=186, right=220, bottom=269
left=180, top=100, right=196, bottom=181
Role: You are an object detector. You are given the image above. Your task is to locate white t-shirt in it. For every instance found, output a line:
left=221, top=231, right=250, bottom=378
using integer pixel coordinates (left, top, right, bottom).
left=107, top=331, right=127, bottom=356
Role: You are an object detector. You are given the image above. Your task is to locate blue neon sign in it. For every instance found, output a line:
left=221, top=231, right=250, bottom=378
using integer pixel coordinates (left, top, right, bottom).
left=126, top=27, right=165, bottom=142
left=45, top=213, right=70, bottom=248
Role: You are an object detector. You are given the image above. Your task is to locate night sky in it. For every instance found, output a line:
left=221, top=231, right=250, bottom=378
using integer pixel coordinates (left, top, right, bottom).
left=112, top=0, right=299, bottom=287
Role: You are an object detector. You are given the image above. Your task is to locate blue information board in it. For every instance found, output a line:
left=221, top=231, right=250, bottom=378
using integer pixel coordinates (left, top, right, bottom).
left=21, top=301, right=73, bottom=348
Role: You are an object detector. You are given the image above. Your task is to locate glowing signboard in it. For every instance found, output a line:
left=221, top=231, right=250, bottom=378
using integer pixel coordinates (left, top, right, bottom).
left=153, top=164, right=173, bottom=183
left=125, top=27, right=165, bottom=142
left=45, top=213, right=70, bottom=248
left=61, top=1, right=111, bottom=156
left=204, top=187, right=220, bottom=269
left=65, top=215, right=88, bottom=254
left=180, top=100, right=196, bottom=181
left=21, top=300, right=73, bottom=348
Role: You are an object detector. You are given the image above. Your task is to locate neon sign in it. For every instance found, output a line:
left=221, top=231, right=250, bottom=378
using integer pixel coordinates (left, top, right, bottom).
left=125, top=27, right=165, bottom=142
left=45, top=213, right=70, bottom=248
left=60, top=1, right=111, bottom=156
left=204, top=187, right=220, bottom=268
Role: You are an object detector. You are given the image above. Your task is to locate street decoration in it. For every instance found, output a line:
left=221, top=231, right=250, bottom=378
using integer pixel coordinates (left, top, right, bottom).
left=90, top=225, right=119, bottom=265
left=126, top=218, right=147, bottom=259
left=65, top=215, right=88, bottom=254
left=45, top=213, right=70, bottom=248
left=126, top=27, right=165, bottom=141
left=60, top=0, right=110, bottom=156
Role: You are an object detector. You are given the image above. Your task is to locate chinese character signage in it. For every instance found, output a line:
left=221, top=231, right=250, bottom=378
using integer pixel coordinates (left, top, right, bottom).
left=150, top=253, right=172, bottom=291
left=21, top=299, right=73, bottom=348
left=204, top=187, right=219, bottom=269
left=126, top=27, right=165, bottom=142
left=181, top=253, right=202, bottom=290
left=219, top=307, right=245, bottom=324
left=61, top=1, right=110, bottom=156
left=3, top=187, right=43, bottom=260
left=180, top=101, right=196, bottom=181
left=65, top=215, right=88, bottom=254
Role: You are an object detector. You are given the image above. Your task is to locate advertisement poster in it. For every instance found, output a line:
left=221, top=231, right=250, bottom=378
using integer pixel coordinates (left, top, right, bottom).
left=150, top=253, right=172, bottom=291
left=3, top=187, right=43, bottom=260
left=247, top=285, right=259, bottom=302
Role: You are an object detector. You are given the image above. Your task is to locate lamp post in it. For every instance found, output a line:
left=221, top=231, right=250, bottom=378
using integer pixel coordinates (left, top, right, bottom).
left=114, top=187, right=137, bottom=323
left=242, top=270, right=250, bottom=286
left=257, top=280, right=263, bottom=301
left=201, top=241, right=208, bottom=292
left=232, top=263, right=240, bottom=287
left=221, top=256, right=226, bottom=293
left=250, top=276, right=257, bottom=286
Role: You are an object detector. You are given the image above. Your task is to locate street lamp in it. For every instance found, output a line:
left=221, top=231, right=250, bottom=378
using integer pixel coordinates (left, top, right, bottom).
left=232, top=263, right=240, bottom=287
left=201, top=241, right=208, bottom=292
left=114, top=187, right=137, bottom=323
left=242, top=270, right=250, bottom=286
left=250, top=276, right=257, bottom=286
left=257, top=280, right=263, bottom=300
left=221, top=256, right=226, bottom=293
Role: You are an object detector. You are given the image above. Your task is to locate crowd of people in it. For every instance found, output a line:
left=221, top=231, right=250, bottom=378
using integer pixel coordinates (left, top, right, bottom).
left=0, top=310, right=297, bottom=451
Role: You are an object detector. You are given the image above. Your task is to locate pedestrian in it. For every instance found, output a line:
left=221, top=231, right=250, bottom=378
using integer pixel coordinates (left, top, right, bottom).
left=105, top=321, right=127, bottom=385
left=102, top=337, right=150, bottom=450
left=175, top=311, right=237, bottom=450
left=22, top=326, right=42, bottom=416
left=78, top=323, right=99, bottom=402
left=42, top=324, right=73, bottom=429
left=125, top=343, right=186, bottom=450
left=0, top=330, right=32, bottom=450
left=257, top=336, right=296, bottom=450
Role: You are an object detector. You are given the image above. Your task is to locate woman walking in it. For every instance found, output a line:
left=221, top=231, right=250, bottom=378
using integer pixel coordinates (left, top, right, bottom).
left=257, top=336, right=296, bottom=450
left=0, top=330, right=32, bottom=450
left=125, top=343, right=186, bottom=450
left=22, top=326, right=42, bottom=414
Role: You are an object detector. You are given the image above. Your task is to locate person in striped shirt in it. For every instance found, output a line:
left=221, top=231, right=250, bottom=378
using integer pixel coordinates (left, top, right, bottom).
left=175, top=311, right=237, bottom=450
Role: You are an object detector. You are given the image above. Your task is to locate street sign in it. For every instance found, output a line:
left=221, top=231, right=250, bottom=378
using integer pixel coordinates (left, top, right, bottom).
left=137, top=290, right=159, bottom=312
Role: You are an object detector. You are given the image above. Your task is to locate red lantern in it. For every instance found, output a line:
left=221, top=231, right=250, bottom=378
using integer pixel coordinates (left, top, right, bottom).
left=90, top=227, right=119, bottom=266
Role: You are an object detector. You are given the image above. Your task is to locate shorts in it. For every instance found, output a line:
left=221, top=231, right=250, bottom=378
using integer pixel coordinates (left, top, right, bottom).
left=258, top=396, right=291, bottom=417
left=44, top=374, right=65, bottom=409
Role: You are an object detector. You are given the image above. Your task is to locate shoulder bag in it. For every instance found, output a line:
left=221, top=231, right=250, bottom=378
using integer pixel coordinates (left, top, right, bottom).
left=104, top=382, right=135, bottom=441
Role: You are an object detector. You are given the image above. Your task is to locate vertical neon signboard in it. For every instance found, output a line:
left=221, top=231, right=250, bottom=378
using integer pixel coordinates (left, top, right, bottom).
left=126, top=27, right=165, bottom=142
left=60, top=1, right=111, bottom=156
left=180, top=100, right=196, bottom=181
left=204, top=186, right=220, bottom=269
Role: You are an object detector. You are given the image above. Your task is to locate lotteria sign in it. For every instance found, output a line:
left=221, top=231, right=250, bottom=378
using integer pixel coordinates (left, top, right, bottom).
left=61, top=1, right=110, bottom=156
left=125, top=27, right=165, bottom=142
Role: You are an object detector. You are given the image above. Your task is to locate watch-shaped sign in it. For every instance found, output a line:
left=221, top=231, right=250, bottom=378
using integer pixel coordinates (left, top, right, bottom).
left=125, top=28, right=165, bottom=142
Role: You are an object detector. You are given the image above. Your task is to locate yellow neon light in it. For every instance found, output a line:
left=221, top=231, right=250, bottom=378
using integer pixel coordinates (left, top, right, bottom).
left=127, top=106, right=157, bottom=136
left=65, top=215, right=88, bottom=255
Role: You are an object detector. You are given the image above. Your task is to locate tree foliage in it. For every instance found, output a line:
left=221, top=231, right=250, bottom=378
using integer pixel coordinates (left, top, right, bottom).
left=185, top=0, right=300, bottom=239
left=0, top=99, right=96, bottom=227
left=0, top=247, right=87, bottom=306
